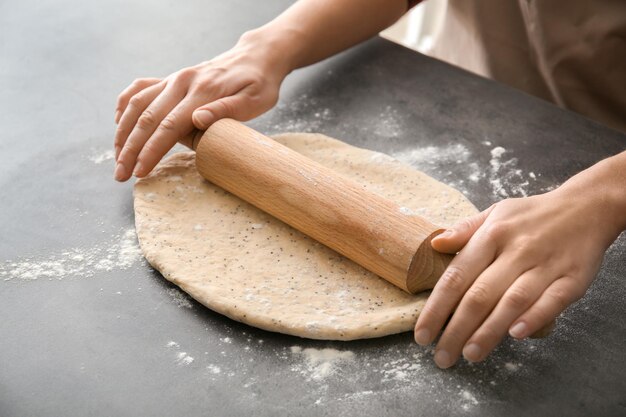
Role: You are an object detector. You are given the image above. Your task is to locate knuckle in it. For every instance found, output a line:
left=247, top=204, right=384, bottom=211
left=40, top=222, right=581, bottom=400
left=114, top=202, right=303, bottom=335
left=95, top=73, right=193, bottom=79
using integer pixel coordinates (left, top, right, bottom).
left=465, top=283, right=491, bottom=311
left=158, top=114, right=178, bottom=133
left=481, top=221, right=508, bottom=241
left=116, top=92, right=129, bottom=105
left=504, top=287, right=531, bottom=309
left=141, top=141, right=160, bottom=158
left=217, top=99, right=234, bottom=116
left=511, top=237, right=540, bottom=258
left=136, top=109, right=157, bottom=129
left=122, top=142, right=141, bottom=157
left=191, top=80, right=215, bottom=95
left=547, top=288, right=571, bottom=311
left=115, top=125, right=129, bottom=137
left=420, top=302, right=447, bottom=323
left=128, top=94, right=145, bottom=109
left=172, top=68, right=196, bottom=84
left=438, top=266, right=467, bottom=293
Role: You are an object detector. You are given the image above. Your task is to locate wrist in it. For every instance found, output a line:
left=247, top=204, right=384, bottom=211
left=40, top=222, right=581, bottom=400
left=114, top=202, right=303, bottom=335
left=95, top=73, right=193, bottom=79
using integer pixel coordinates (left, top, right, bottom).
left=237, top=25, right=302, bottom=80
left=557, top=154, right=626, bottom=241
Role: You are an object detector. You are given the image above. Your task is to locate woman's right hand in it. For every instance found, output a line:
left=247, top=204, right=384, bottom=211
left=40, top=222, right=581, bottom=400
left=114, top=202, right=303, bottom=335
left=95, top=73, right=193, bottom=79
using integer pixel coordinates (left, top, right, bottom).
left=113, top=31, right=290, bottom=182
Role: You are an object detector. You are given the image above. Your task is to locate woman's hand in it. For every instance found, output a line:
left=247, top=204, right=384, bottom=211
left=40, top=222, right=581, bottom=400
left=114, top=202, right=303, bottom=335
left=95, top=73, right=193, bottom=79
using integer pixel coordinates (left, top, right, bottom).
left=112, top=0, right=412, bottom=182
left=414, top=157, right=626, bottom=368
left=113, top=33, right=290, bottom=182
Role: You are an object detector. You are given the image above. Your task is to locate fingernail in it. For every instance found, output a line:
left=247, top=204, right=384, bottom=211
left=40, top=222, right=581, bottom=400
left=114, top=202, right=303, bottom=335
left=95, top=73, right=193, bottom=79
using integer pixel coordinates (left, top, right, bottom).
left=114, top=162, right=126, bottom=181
left=509, top=322, right=527, bottom=338
left=414, top=328, right=431, bottom=345
left=434, top=229, right=453, bottom=241
left=434, top=349, right=453, bottom=369
left=133, top=161, right=144, bottom=177
left=114, top=110, right=121, bottom=124
left=463, top=343, right=482, bottom=362
left=193, top=110, right=212, bottom=128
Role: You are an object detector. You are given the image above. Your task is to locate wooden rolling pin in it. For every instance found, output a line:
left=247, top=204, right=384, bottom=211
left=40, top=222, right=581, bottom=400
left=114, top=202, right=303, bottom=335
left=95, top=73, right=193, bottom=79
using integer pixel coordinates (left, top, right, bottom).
left=193, top=119, right=451, bottom=294
left=192, top=119, right=555, bottom=337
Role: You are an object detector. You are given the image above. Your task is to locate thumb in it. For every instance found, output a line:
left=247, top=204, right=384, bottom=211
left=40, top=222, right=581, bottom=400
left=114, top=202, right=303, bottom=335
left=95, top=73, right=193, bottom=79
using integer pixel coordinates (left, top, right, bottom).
left=192, top=94, right=248, bottom=130
left=431, top=205, right=495, bottom=254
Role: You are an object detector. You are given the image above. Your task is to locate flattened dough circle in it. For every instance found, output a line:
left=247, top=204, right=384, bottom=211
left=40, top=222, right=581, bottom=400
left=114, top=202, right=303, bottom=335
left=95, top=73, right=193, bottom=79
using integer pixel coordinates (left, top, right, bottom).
left=134, top=133, right=478, bottom=340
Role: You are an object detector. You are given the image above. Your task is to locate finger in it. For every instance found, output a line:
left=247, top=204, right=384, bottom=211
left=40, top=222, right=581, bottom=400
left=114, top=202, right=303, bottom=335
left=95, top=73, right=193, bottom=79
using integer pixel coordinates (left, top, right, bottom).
left=461, top=267, right=555, bottom=362
left=134, top=98, right=201, bottom=177
left=114, top=82, right=166, bottom=163
left=116, top=84, right=187, bottom=181
left=414, top=229, right=498, bottom=348
left=431, top=205, right=495, bottom=254
left=432, top=255, right=528, bottom=368
left=178, top=129, right=205, bottom=151
left=192, top=88, right=256, bottom=130
left=509, top=277, right=583, bottom=339
left=115, top=78, right=161, bottom=124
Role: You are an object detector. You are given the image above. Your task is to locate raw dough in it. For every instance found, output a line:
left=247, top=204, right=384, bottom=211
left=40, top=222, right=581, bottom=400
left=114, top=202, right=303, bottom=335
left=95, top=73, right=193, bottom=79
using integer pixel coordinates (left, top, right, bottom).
left=134, top=133, right=478, bottom=340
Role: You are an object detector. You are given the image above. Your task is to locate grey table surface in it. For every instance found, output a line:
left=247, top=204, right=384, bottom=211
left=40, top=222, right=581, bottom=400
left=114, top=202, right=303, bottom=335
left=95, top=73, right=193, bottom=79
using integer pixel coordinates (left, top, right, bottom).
left=1, top=1, right=625, bottom=416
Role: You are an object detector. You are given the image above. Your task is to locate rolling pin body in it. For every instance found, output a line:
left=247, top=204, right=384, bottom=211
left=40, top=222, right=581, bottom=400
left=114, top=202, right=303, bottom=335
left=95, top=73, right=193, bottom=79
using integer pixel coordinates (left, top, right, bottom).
left=195, top=119, right=452, bottom=293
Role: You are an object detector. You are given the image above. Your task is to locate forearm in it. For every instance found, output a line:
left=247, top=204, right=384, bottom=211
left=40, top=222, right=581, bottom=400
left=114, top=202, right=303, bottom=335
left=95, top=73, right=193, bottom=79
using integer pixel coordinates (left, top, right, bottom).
left=238, top=0, right=409, bottom=75
left=558, top=150, right=626, bottom=239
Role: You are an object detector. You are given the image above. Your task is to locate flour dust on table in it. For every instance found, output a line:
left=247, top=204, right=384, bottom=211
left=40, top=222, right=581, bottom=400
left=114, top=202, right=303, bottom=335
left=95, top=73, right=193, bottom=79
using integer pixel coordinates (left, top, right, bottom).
left=133, top=133, right=478, bottom=340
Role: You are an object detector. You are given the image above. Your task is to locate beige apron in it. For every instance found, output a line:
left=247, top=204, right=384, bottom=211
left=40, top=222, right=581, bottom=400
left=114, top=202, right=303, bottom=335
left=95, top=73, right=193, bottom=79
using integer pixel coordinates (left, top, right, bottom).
left=429, top=0, right=626, bottom=133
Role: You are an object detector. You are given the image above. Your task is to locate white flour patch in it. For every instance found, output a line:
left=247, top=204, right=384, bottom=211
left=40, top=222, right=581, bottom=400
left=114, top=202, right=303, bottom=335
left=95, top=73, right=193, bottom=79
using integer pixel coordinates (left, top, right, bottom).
left=207, top=364, right=221, bottom=374
left=278, top=341, right=546, bottom=412
left=89, top=149, right=115, bottom=164
left=0, top=228, right=142, bottom=281
left=504, top=362, right=521, bottom=372
left=176, top=351, right=194, bottom=365
left=165, top=340, right=194, bottom=365
left=290, top=346, right=355, bottom=381
left=391, top=142, right=539, bottom=199
left=488, top=146, right=533, bottom=198
left=460, top=389, right=480, bottom=411
left=165, top=287, right=194, bottom=309
left=392, top=143, right=471, bottom=168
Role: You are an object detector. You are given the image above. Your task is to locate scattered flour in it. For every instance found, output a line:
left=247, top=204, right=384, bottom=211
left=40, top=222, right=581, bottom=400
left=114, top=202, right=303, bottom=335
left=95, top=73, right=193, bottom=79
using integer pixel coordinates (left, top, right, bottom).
left=373, top=105, right=403, bottom=138
left=391, top=141, right=539, bottom=199
left=165, top=287, right=194, bottom=309
left=207, top=364, right=221, bottom=374
left=460, top=389, right=480, bottom=411
left=89, top=149, right=115, bottom=164
left=504, top=362, right=521, bottom=372
left=392, top=143, right=471, bottom=168
left=290, top=346, right=355, bottom=381
left=270, top=94, right=334, bottom=133
left=166, top=340, right=194, bottom=365
left=0, top=228, right=142, bottom=281
left=176, top=352, right=194, bottom=365
left=488, top=146, right=533, bottom=198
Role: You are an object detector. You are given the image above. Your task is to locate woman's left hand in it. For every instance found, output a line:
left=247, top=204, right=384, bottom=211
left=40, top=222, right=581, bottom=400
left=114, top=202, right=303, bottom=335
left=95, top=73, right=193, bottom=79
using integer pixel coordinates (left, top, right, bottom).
left=413, top=176, right=624, bottom=368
